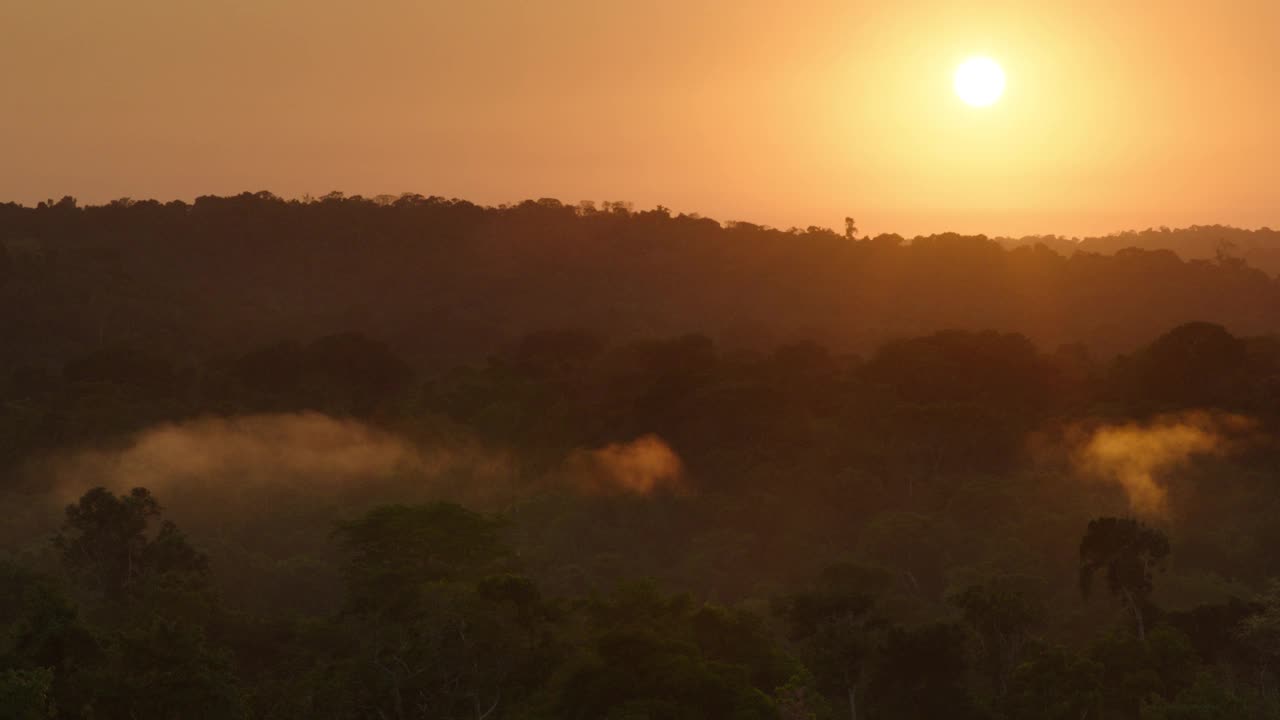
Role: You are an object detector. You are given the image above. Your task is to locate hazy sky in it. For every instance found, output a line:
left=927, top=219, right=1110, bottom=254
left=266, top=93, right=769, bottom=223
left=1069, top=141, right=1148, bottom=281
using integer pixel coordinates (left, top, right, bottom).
left=3, top=0, right=1277, bottom=237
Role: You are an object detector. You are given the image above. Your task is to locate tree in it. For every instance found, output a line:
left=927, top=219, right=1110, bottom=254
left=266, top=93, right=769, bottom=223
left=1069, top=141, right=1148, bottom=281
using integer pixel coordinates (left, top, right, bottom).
left=948, top=577, right=1044, bottom=697
left=1002, top=644, right=1102, bottom=720
left=322, top=503, right=553, bottom=719
left=862, top=331, right=1050, bottom=418
left=0, top=244, right=11, bottom=287
left=1079, top=517, right=1171, bottom=643
left=54, top=487, right=209, bottom=606
left=774, top=564, right=891, bottom=720
left=0, top=667, right=53, bottom=720
left=553, top=628, right=775, bottom=720
left=314, top=579, right=553, bottom=720
left=84, top=619, right=245, bottom=720
left=1089, top=626, right=1200, bottom=718
left=1236, top=580, right=1280, bottom=702
left=1140, top=672, right=1246, bottom=720
left=302, top=332, right=412, bottom=413
left=0, top=564, right=97, bottom=718
left=335, top=502, right=508, bottom=618
left=1123, top=322, right=1250, bottom=411
left=541, top=582, right=785, bottom=720
left=867, top=623, right=987, bottom=720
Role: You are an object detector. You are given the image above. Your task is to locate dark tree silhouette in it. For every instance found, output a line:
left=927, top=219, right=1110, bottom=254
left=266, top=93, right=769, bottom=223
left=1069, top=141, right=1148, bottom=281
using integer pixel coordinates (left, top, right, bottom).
left=1079, top=517, right=1171, bottom=642
left=55, top=487, right=208, bottom=603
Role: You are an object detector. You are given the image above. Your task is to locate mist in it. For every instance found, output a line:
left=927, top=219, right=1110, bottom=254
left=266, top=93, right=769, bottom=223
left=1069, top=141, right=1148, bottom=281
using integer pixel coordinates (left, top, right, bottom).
left=1075, top=411, right=1256, bottom=517
left=25, top=414, right=687, bottom=525
left=565, top=434, right=686, bottom=496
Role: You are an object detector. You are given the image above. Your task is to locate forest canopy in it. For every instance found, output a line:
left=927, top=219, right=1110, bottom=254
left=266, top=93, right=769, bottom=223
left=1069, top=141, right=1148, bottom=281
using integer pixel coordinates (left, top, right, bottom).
left=4, top=195, right=1280, bottom=718
left=2, top=193, right=1278, bottom=372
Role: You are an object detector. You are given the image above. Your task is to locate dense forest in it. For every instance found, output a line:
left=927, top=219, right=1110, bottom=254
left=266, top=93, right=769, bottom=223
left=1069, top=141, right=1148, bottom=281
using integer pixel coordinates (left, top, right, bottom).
left=4, top=195, right=1280, bottom=719
left=1000, top=225, right=1280, bottom=277
left=4, top=193, right=1280, bottom=369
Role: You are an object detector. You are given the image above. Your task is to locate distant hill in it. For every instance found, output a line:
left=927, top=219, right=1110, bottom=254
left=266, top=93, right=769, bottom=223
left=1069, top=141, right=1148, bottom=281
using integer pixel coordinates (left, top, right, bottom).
left=999, top=225, right=1280, bottom=276
left=2, top=194, right=1279, bottom=370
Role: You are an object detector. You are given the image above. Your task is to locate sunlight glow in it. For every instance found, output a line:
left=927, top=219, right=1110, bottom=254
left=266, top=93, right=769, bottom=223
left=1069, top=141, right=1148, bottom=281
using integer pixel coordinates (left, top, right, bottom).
left=954, top=56, right=1006, bottom=107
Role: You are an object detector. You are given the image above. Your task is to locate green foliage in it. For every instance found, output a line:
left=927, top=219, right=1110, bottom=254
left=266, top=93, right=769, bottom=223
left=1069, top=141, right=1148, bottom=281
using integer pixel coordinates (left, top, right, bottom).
left=1089, top=626, right=1201, bottom=718
left=54, top=486, right=209, bottom=606
left=1080, top=517, right=1172, bottom=641
left=0, top=667, right=53, bottom=720
left=312, top=502, right=560, bottom=719
left=948, top=576, right=1044, bottom=698
left=773, top=564, right=890, bottom=718
left=867, top=623, right=988, bottom=720
left=0, top=563, right=84, bottom=667
left=864, top=330, right=1051, bottom=419
left=335, top=502, right=508, bottom=617
left=83, top=618, right=245, bottom=720
left=3, top=203, right=1280, bottom=720
left=1141, top=673, right=1248, bottom=720
left=0, top=563, right=98, bottom=717
left=1003, top=644, right=1102, bottom=720
left=311, top=579, right=555, bottom=720
left=1237, top=580, right=1280, bottom=664
left=772, top=671, right=830, bottom=720
left=535, top=583, right=788, bottom=720
left=553, top=628, right=776, bottom=720
left=1125, top=322, right=1252, bottom=412
left=18, top=489, right=244, bottom=718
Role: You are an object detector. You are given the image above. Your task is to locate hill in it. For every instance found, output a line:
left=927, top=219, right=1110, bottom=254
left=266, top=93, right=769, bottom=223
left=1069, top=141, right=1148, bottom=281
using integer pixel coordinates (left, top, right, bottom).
left=3, top=193, right=1279, bottom=372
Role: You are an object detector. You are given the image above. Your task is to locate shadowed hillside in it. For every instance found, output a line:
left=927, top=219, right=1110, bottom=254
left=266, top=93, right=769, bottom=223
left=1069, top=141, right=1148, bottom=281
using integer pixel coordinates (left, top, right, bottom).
left=3, top=194, right=1278, bottom=372
left=1001, top=225, right=1280, bottom=276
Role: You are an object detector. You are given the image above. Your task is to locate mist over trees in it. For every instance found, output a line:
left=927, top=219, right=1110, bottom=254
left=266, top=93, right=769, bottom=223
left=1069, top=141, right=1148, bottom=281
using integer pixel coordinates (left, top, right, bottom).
left=4, top=194, right=1280, bottom=718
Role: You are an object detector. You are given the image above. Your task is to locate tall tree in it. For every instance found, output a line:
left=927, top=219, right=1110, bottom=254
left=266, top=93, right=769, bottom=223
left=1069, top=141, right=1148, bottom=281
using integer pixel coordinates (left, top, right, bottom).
left=334, top=502, right=508, bottom=618
left=1002, top=644, right=1101, bottom=720
left=1079, top=517, right=1171, bottom=643
left=774, top=564, right=890, bottom=720
left=54, top=487, right=209, bottom=606
left=948, top=577, right=1044, bottom=698
left=322, top=503, right=551, bottom=720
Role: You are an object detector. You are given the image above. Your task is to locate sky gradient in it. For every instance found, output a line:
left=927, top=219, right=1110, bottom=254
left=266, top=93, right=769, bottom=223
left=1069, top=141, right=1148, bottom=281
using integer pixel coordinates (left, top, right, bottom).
left=3, top=0, right=1277, bottom=237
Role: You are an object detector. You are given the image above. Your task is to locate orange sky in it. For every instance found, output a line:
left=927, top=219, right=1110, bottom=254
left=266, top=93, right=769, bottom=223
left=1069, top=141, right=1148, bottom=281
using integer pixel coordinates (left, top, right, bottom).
left=3, top=0, right=1277, bottom=237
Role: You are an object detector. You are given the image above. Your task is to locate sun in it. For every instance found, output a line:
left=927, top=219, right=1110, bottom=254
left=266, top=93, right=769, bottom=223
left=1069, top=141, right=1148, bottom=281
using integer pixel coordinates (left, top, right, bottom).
left=954, top=56, right=1005, bottom=107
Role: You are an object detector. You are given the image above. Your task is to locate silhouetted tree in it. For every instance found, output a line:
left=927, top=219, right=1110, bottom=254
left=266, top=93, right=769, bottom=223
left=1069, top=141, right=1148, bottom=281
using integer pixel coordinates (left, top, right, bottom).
left=1079, top=517, right=1171, bottom=642
left=1125, top=322, right=1250, bottom=411
left=335, top=502, right=508, bottom=618
left=867, top=623, right=987, bottom=720
left=1002, top=644, right=1101, bottom=720
left=775, top=564, right=892, bottom=720
left=949, top=577, right=1044, bottom=697
left=55, top=487, right=209, bottom=605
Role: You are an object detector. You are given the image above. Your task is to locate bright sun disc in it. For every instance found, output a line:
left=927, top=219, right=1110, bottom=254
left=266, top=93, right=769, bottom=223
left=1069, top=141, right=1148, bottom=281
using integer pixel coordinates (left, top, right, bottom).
left=954, top=57, right=1005, bottom=107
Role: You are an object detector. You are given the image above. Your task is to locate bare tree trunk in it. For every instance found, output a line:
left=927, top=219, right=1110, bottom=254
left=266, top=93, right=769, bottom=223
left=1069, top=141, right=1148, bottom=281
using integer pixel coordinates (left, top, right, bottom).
left=476, top=694, right=500, bottom=720
left=1122, top=588, right=1145, bottom=643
